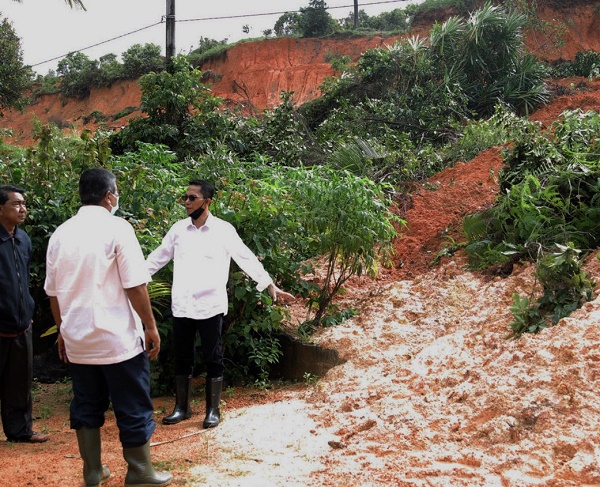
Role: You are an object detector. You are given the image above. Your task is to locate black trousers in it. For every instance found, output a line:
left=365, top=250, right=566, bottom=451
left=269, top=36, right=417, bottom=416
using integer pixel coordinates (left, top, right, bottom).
left=172, top=314, right=224, bottom=379
left=0, top=327, right=33, bottom=441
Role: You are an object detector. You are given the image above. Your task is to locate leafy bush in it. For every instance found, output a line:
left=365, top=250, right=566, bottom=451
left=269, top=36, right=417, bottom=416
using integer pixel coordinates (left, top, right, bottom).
left=274, top=12, right=302, bottom=37
left=548, top=50, right=600, bottom=79
left=239, top=92, right=321, bottom=166
left=509, top=243, right=594, bottom=336
left=572, top=50, right=600, bottom=79
left=339, top=8, right=410, bottom=32
left=97, top=53, right=123, bottom=86
left=428, top=2, right=548, bottom=116
left=82, top=110, right=107, bottom=124
left=121, top=43, right=163, bottom=79
left=446, top=104, right=535, bottom=164
left=302, top=1, right=547, bottom=175
left=32, top=72, right=62, bottom=98
left=288, top=166, right=400, bottom=328
left=110, top=56, right=228, bottom=158
left=113, top=106, right=138, bottom=121
left=57, top=52, right=100, bottom=99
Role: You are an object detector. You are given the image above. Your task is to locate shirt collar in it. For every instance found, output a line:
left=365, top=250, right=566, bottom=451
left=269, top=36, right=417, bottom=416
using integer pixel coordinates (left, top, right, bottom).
left=187, top=211, right=213, bottom=230
left=0, top=225, right=23, bottom=242
left=77, top=205, right=111, bottom=216
left=0, top=224, right=15, bottom=242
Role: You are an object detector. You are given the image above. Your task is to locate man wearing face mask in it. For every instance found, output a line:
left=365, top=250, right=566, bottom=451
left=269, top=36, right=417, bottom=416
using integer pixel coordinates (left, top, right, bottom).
left=146, top=179, right=294, bottom=429
left=45, top=168, right=171, bottom=487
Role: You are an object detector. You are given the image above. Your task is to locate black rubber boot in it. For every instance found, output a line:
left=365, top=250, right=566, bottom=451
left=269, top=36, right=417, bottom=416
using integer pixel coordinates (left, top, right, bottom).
left=123, top=442, right=172, bottom=487
left=162, top=375, right=192, bottom=425
left=203, top=376, right=223, bottom=428
left=75, top=427, right=111, bottom=487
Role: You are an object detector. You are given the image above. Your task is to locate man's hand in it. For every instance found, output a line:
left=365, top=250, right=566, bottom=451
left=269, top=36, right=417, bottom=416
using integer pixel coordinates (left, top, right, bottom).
left=126, top=284, right=161, bottom=360
left=57, top=333, right=68, bottom=363
left=144, top=327, right=161, bottom=361
left=268, top=283, right=296, bottom=303
left=49, top=297, right=68, bottom=363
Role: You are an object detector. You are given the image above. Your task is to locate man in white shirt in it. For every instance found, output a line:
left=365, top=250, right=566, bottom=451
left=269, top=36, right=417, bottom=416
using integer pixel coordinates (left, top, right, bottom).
left=45, top=168, right=171, bottom=487
left=147, top=179, right=294, bottom=428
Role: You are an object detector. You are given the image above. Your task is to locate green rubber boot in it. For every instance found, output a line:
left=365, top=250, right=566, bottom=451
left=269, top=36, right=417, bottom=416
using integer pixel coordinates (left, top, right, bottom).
left=75, top=427, right=111, bottom=487
left=123, top=441, right=172, bottom=487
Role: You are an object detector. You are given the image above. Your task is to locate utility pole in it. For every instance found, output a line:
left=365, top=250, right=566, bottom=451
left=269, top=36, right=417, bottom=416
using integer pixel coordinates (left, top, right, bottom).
left=166, top=0, right=176, bottom=66
left=354, top=0, right=359, bottom=29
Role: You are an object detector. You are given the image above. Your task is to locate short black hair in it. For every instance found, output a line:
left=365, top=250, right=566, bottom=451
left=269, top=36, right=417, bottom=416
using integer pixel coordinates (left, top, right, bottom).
left=189, top=180, right=214, bottom=199
left=0, top=185, right=25, bottom=205
left=79, top=168, right=117, bottom=205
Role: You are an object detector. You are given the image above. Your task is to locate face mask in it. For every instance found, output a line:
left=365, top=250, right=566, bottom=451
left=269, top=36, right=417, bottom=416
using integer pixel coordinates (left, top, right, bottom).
left=189, top=204, right=205, bottom=220
left=111, top=195, right=119, bottom=215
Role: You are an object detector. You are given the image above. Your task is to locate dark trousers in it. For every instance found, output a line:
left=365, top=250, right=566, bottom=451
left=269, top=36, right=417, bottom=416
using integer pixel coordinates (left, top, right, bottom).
left=172, top=314, right=224, bottom=379
left=0, top=327, right=33, bottom=440
left=69, top=351, right=156, bottom=448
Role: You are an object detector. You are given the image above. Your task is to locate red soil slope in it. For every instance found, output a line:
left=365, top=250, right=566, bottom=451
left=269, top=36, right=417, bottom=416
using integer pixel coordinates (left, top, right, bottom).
left=1, top=2, right=599, bottom=146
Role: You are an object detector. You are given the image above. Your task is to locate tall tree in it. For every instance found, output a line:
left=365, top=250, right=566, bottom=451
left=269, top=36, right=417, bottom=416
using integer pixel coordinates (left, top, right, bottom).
left=299, top=0, right=336, bottom=37
left=0, top=15, right=31, bottom=116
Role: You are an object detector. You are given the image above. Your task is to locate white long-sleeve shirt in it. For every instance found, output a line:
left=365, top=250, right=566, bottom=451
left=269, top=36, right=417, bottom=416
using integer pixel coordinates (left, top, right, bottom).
left=146, top=213, right=273, bottom=320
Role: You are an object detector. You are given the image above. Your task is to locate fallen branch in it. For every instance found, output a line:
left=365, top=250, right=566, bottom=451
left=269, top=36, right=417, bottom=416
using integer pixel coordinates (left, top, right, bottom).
left=150, top=429, right=209, bottom=446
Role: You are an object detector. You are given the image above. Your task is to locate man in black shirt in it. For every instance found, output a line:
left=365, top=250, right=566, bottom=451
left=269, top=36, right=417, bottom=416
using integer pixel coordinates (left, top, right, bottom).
left=0, top=184, right=48, bottom=443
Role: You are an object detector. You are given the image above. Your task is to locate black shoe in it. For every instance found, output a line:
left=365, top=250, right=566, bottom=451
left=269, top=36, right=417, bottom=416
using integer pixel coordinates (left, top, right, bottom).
left=9, top=432, right=49, bottom=443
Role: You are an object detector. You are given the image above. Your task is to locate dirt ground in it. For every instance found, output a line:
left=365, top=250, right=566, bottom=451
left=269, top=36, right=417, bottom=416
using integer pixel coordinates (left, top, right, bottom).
left=2, top=77, right=600, bottom=486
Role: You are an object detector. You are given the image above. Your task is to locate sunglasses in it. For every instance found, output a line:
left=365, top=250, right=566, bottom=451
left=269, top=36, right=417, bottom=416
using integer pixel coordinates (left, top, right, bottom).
left=181, top=194, right=205, bottom=202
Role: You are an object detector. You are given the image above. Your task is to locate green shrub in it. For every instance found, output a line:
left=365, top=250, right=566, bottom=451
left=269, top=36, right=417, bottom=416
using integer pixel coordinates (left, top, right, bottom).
left=572, top=50, right=600, bottom=79
left=97, top=53, right=123, bottom=86
left=32, top=72, right=62, bottom=98
left=110, top=56, right=228, bottom=158
left=509, top=243, right=594, bottom=336
left=57, top=52, right=100, bottom=99
left=121, top=43, right=163, bottom=79
left=83, top=110, right=107, bottom=125
left=186, top=40, right=230, bottom=68
left=112, top=106, right=138, bottom=121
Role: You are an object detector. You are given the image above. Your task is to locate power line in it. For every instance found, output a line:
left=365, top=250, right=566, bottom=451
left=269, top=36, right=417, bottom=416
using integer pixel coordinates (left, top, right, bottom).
left=177, top=1, right=410, bottom=23
left=30, top=21, right=163, bottom=67
left=30, top=0, right=410, bottom=68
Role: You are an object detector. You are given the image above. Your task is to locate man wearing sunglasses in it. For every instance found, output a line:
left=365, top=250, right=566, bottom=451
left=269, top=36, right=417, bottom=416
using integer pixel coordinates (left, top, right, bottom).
left=146, top=179, right=294, bottom=429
